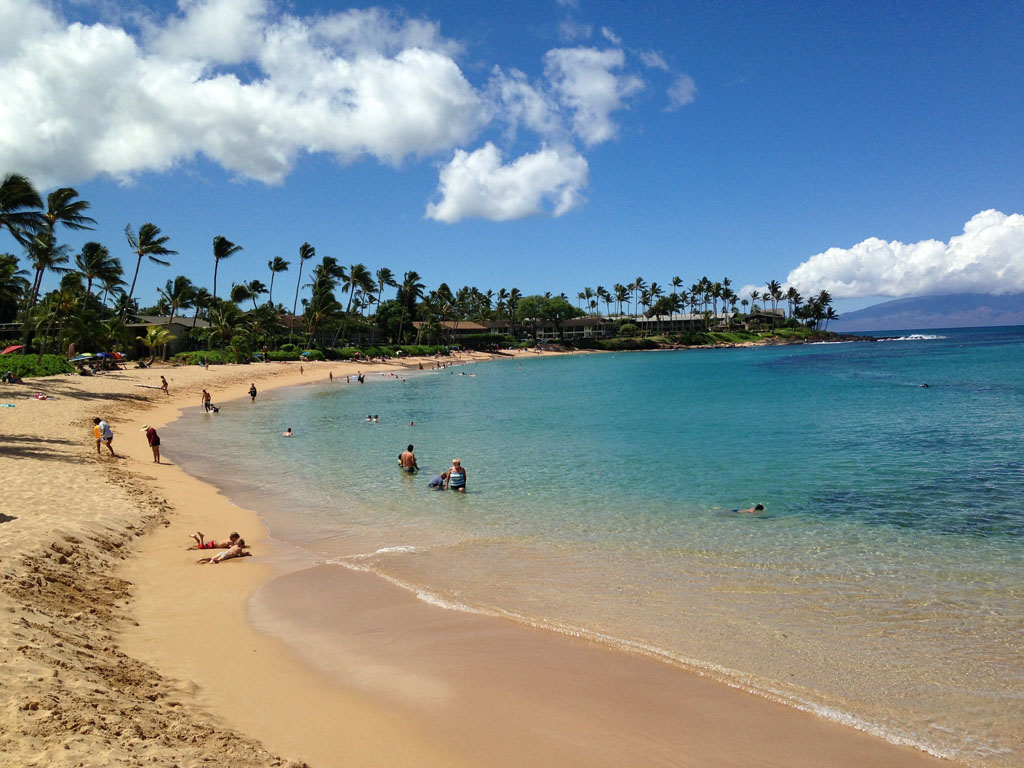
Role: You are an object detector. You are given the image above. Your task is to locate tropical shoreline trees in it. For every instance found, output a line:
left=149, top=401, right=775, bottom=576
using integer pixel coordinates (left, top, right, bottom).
left=0, top=171, right=841, bottom=365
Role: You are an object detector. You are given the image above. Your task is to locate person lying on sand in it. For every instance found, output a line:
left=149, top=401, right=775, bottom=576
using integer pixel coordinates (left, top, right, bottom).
left=191, top=531, right=241, bottom=550
left=196, top=540, right=250, bottom=564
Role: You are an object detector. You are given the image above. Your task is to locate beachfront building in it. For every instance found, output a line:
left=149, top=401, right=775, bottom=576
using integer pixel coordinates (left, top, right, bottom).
left=127, top=315, right=210, bottom=356
left=535, top=316, right=616, bottom=341
left=412, top=320, right=491, bottom=344
left=743, top=308, right=787, bottom=329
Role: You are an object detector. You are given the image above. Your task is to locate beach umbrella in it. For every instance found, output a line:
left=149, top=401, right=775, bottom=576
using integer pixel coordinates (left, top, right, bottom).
left=111, top=351, right=125, bottom=359
left=69, top=354, right=95, bottom=363
left=94, top=352, right=113, bottom=358
left=1, top=345, right=24, bottom=355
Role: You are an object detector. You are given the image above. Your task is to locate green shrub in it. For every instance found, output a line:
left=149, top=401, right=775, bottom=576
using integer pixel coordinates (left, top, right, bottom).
left=172, top=350, right=234, bottom=366
left=279, top=343, right=297, bottom=353
left=593, top=338, right=658, bottom=351
left=1, top=354, right=74, bottom=378
left=398, top=344, right=446, bottom=357
left=267, top=350, right=300, bottom=361
left=618, top=323, right=638, bottom=338
left=459, top=333, right=508, bottom=348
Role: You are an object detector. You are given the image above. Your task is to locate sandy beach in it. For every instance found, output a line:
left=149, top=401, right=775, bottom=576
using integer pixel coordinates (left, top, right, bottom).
left=1, top=352, right=953, bottom=767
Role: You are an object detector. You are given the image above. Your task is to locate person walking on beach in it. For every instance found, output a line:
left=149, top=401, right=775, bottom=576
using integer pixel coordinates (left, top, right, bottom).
left=445, top=458, right=467, bottom=492
left=93, top=417, right=115, bottom=456
left=142, top=424, right=161, bottom=463
left=248, top=383, right=257, bottom=402
left=399, top=445, right=418, bottom=473
left=202, top=389, right=213, bottom=412
left=160, top=375, right=169, bottom=396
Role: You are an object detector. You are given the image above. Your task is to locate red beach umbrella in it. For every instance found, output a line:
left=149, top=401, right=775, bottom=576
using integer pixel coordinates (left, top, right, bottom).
left=2, top=344, right=24, bottom=355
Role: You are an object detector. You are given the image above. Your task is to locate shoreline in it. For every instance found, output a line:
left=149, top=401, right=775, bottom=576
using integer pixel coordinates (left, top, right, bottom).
left=2, top=352, right=953, bottom=767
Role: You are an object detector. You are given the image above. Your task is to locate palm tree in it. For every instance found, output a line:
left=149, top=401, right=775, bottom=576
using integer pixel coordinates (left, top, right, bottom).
left=396, top=270, right=426, bottom=344
left=341, top=264, right=374, bottom=317
left=157, top=276, right=195, bottom=359
left=597, top=285, right=612, bottom=317
left=288, top=243, right=315, bottom=344
left=291, top=243, right=315, bottom=318
left=247, top=279, right=268, bottom=309
left=230, top=282, right=254, bottom=307
left=0, top=173, right=44, bottom=245
left=630, top=276, right=646, bottom=319
left=267, top=256, right=290, bottom=305
left=786, top=286, right=803, bottom=319
left=137, top=325, right=177, bottom=364
left=765, top=280, right=783, bottom=327
left=614, top=283, right=629, bottom=317
left=190, top=286, right=212, bottom=332
left=375, top=267, right=396, bottom=311
left=671, top=276, right=682, bottom=300
left=24, top=231, right=71, bottom=311
left=43, top=187, right=95, bottom=239
left=206, top=300, right=244, bottom=349
left=74, top=242, right=120, bottom=297
left=212, top=235, right=243, bottom=300
left=124, top=223, right=176, bottom=314
left=0, top=253, right=30, bottom=322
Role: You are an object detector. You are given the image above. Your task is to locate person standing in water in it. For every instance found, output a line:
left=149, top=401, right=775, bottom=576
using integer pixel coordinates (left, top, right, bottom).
left=248, top=383, right=257, bottom=402
left=445, top=458, right=467, bottom=492
left=399, top=445, right=418, bottom=473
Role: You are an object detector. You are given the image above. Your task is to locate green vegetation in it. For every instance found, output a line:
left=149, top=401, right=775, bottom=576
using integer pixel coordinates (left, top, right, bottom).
left=0, top=172, right=840, bottom=367
left=1, top=353, right=73, bottom=378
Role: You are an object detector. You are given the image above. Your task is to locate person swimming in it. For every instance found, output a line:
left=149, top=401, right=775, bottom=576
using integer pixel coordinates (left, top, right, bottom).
left=733, top=504, right=765, bottom=514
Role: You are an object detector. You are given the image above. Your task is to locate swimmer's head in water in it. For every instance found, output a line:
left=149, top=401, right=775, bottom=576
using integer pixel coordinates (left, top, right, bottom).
left=754, top=504, right=765, bottom=511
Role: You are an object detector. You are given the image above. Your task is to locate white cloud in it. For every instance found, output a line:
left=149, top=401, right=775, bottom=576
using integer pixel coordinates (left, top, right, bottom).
left=488, top=67, right=564, bottom=139
left=558, top=19, right=592, bottom=42
left=0, top=0, right=657, bottom=223
left=426, top=143, right=588, bottom=223
left=638, top=50, right=668, bottom=70
left=543, top=47, right=643, bottom=146
left=666, top=73, right=697, bottom=109
left=788, top=210, right=1024, bottom=298
left=150, top=0, right=268, bottom=64
left=0, top=0, right=484, bottom=185
left=600, top=27, right=621, bottom=46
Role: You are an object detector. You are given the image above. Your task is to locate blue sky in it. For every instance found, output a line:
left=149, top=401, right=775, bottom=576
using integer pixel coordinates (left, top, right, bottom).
left=2, top=0, right=1022, bottom=312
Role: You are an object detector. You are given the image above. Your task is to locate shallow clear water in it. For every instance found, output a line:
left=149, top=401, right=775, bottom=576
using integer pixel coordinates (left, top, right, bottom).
left=166, top=328, right=1024, bottom=766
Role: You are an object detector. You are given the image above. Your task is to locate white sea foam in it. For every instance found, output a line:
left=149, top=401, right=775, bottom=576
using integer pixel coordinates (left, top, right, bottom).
left=881, top=334, right=947, bottom=341
left=338, top=545, right=426, bottom=562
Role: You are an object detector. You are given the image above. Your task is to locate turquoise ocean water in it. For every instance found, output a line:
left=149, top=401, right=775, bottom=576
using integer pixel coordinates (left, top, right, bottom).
left=166, top=327, right=1024, bottom=766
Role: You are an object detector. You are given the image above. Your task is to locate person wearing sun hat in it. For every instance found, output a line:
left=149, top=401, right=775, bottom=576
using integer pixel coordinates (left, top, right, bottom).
left=141, top=424, right=161, bottom=463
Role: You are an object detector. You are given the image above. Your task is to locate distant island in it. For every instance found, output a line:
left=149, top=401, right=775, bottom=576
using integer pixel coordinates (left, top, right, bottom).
left=830, top=293, right=1024, bottom=332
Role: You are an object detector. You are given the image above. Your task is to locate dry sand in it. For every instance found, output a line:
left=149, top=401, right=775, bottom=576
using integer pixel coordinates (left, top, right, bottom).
left=1, top=352, right=953, bottom=767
